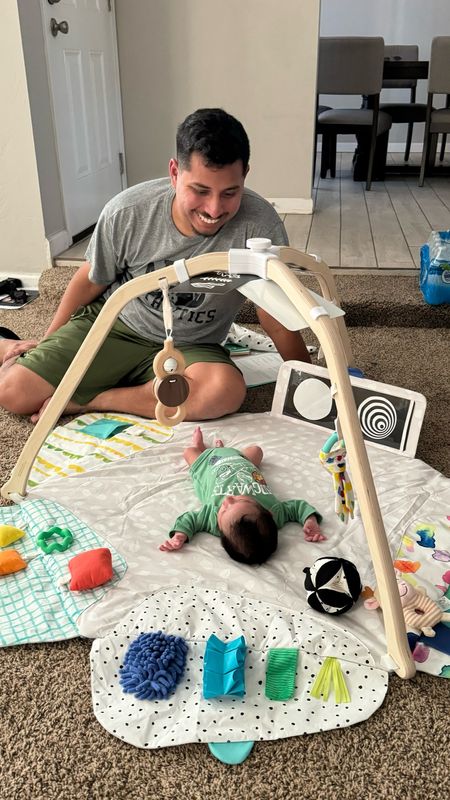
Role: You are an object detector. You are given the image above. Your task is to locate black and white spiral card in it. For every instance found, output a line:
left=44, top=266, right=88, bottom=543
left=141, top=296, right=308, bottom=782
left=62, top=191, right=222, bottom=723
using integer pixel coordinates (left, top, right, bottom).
left=271, top=362, right=426, bottom=456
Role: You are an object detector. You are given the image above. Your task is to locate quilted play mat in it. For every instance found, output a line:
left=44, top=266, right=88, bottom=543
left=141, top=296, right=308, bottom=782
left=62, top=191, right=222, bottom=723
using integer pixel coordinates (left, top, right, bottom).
left=2, top=400, right=449, bottom=750
left=21, top=411, right=450, bottom=678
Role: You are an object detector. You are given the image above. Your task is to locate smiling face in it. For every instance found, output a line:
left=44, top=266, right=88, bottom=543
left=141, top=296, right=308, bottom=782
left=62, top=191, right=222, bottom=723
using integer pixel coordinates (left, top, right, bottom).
left=169, top=152, right=247, bottom=237
left=217, top=495, right=262, bottom=536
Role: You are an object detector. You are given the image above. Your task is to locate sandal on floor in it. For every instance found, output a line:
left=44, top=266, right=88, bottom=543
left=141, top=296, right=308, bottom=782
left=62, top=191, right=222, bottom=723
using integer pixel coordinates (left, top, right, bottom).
left=0, top=327, right=20, bottom=340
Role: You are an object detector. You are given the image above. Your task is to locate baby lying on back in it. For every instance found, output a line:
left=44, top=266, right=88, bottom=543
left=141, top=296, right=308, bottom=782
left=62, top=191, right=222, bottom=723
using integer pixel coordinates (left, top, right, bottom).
left=160, top=427, right=325, bottom=564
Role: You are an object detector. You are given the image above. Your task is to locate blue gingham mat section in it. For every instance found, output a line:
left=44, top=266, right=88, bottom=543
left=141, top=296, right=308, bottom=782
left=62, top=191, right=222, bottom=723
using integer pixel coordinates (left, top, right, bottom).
left=0, top=498, right=127, bottom=647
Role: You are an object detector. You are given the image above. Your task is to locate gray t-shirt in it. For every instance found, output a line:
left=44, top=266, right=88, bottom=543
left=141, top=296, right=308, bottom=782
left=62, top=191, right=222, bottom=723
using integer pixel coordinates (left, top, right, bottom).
left=85, top=178, right=288, bottom=344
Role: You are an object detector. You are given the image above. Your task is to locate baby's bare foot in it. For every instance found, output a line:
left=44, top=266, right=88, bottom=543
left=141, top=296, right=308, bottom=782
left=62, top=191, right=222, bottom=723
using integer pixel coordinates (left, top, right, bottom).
left=213, top=438, right=224, bottom=448
left=192, top=425, right=204, bottom=448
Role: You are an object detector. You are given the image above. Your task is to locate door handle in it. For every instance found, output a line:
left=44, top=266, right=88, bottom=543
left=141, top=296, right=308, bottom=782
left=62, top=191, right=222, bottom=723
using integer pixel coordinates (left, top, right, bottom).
left=50, top=18, right=69, bottom=37
left=47, top=0, right=61, bottom=5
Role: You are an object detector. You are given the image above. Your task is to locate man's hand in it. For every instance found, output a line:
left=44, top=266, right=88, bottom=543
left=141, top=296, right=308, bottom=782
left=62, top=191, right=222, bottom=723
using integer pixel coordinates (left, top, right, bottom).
left=1, top=339, right=39, bottom=366
left=159, top=532, right=188, bottom=552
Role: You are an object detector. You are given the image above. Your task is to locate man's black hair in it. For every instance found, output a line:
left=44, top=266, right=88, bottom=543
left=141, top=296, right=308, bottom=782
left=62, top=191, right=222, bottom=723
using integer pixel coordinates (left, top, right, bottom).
left=220, top=509, right=278, bottom=565
left=176, top=108, right=250, bottom=172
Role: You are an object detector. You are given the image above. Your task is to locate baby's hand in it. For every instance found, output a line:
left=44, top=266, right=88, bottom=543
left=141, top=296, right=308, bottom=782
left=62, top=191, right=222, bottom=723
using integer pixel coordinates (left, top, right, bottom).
left=303, top=515, right=327, bottom=543
left=159, top=532, right=188, bottom=552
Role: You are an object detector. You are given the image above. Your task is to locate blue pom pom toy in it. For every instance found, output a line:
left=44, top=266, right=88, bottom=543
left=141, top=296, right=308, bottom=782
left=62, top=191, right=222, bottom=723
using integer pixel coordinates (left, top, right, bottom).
left=120, top=631, right=188, bottom=700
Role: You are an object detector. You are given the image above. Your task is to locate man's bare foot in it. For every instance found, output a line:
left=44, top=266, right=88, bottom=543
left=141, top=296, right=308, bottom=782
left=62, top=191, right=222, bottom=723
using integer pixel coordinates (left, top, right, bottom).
left=0, top=338, right=20, bottom=365
left=0, top=339, right=13, bottom=364
left=0, top=338, right=38, bottom=365
left=30, top=397, right=85, bottom=424
left=191, top=425, right=205, bottom=449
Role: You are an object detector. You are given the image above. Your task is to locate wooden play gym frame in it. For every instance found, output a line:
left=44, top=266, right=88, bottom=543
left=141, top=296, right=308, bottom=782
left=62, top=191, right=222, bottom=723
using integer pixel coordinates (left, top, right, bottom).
left=1, top=242, right=415, bottom=679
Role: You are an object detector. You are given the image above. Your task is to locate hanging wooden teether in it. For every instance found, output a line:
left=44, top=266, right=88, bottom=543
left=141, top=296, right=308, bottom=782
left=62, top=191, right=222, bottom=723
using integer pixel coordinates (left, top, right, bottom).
left=153, top=278, right=190, bottom=427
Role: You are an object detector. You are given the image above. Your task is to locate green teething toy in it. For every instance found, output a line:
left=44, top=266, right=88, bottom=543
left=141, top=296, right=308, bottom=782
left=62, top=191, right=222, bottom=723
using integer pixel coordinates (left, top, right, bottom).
left=265, top=647, right=299, bottom=701
left=36, top=526, right=74, bottom=555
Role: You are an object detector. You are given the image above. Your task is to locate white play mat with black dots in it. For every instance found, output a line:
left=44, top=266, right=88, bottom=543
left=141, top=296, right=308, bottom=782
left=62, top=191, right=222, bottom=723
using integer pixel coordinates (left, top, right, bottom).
left=91, top=585, right=388, bottom=748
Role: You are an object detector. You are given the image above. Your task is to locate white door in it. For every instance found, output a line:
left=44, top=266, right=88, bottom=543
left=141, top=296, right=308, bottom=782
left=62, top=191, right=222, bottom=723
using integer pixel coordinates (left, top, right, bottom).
left=41, top=0, right=125, bottom=237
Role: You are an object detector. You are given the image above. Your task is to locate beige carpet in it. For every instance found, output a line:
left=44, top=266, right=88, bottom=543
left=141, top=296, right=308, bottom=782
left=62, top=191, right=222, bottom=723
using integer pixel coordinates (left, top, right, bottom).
left=0, top=267, right=449, bottom=800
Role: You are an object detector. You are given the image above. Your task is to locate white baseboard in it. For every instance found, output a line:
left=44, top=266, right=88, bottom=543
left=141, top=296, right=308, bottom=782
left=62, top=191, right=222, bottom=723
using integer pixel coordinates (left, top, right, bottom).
left=47, top=229, right=71, bottom=258
left=267, top=197, right=314, bottom=215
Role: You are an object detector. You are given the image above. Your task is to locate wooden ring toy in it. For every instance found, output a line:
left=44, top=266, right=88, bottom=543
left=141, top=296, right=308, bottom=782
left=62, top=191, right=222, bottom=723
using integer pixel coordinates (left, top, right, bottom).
left=153, top=339, right=190, bottom=426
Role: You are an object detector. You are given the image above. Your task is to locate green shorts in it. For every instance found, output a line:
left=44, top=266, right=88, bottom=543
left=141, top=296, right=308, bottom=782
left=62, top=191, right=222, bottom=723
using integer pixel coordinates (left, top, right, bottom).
left=18, top=300, right=238, bottom=406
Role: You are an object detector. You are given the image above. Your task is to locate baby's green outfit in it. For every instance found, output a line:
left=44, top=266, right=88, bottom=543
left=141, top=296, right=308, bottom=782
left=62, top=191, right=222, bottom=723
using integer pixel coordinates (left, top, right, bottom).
left=170, top=447, right=321, bottom=540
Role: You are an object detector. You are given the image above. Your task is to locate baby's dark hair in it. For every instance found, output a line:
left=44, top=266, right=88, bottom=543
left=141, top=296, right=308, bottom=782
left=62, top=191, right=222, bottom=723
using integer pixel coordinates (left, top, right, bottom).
left=220, top=507, right=278, bottom=565
left=176, top=108, right=250, bottom=172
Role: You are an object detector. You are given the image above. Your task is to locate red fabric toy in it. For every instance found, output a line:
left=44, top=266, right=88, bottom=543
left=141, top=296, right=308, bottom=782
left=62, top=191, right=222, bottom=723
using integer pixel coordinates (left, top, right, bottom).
left=68, top=548, right=113, bottom=591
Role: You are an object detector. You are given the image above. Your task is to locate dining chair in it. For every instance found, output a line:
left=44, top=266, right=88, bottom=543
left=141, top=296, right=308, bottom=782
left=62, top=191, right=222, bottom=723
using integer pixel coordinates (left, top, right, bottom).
left=316, top=37, right=392, bottom=191
left=380, top=44, right=428, bottom=162
left=438, top=95, right=450, bottom=162
left=419, top=37, right=450, bottom=186
left=313, top=103, right=332, bottom=181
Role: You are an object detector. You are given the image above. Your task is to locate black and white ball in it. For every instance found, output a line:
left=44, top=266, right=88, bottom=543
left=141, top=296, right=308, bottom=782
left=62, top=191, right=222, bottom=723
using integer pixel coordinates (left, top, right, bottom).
left=303, top=557, right=362, bottom=615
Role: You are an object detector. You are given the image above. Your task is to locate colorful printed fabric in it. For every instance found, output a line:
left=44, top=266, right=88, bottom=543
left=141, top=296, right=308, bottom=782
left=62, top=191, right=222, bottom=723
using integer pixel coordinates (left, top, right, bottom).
left=0, top=498, right=126, bottom=647
left=394, top=514, right=450, bottom=679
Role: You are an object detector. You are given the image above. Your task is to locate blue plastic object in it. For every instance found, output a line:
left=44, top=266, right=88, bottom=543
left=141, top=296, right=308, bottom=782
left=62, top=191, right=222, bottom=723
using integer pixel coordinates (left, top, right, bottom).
left=420, top=232, right=450, bottom=305
left=203, top=634, right=247, bottom=699
left=348, top=367, right=365, bottom=378
left=208, top=741, right=254, bottom=764
left=120, top=631, right=188, bottom=700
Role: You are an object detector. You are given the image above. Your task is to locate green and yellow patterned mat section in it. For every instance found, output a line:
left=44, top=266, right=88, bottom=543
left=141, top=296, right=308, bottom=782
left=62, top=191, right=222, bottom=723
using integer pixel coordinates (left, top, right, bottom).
left=27, top=413, right=173, bottom=489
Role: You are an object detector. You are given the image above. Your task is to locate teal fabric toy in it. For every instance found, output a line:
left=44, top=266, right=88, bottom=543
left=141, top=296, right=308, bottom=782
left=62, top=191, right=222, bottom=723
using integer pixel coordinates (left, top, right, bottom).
left=203, top=634, right=246, bottom=699
left=36, top=526, right=74, bottom=554
left=81, top=419, right=132, bottom=439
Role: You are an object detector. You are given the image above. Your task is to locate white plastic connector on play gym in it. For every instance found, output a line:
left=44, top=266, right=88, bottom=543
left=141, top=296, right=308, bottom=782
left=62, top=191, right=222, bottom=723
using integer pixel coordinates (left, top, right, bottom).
left=228, top=238, right=281, bottom=278
left=7, top=492, right=27, bottom=504
left=172, top=258, right=189, bottom=283
left=380, top=653, right=400, bottom=672
left=310, top=305, right=329, bottom=320
left=246, top=238, right=273, bottom=251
